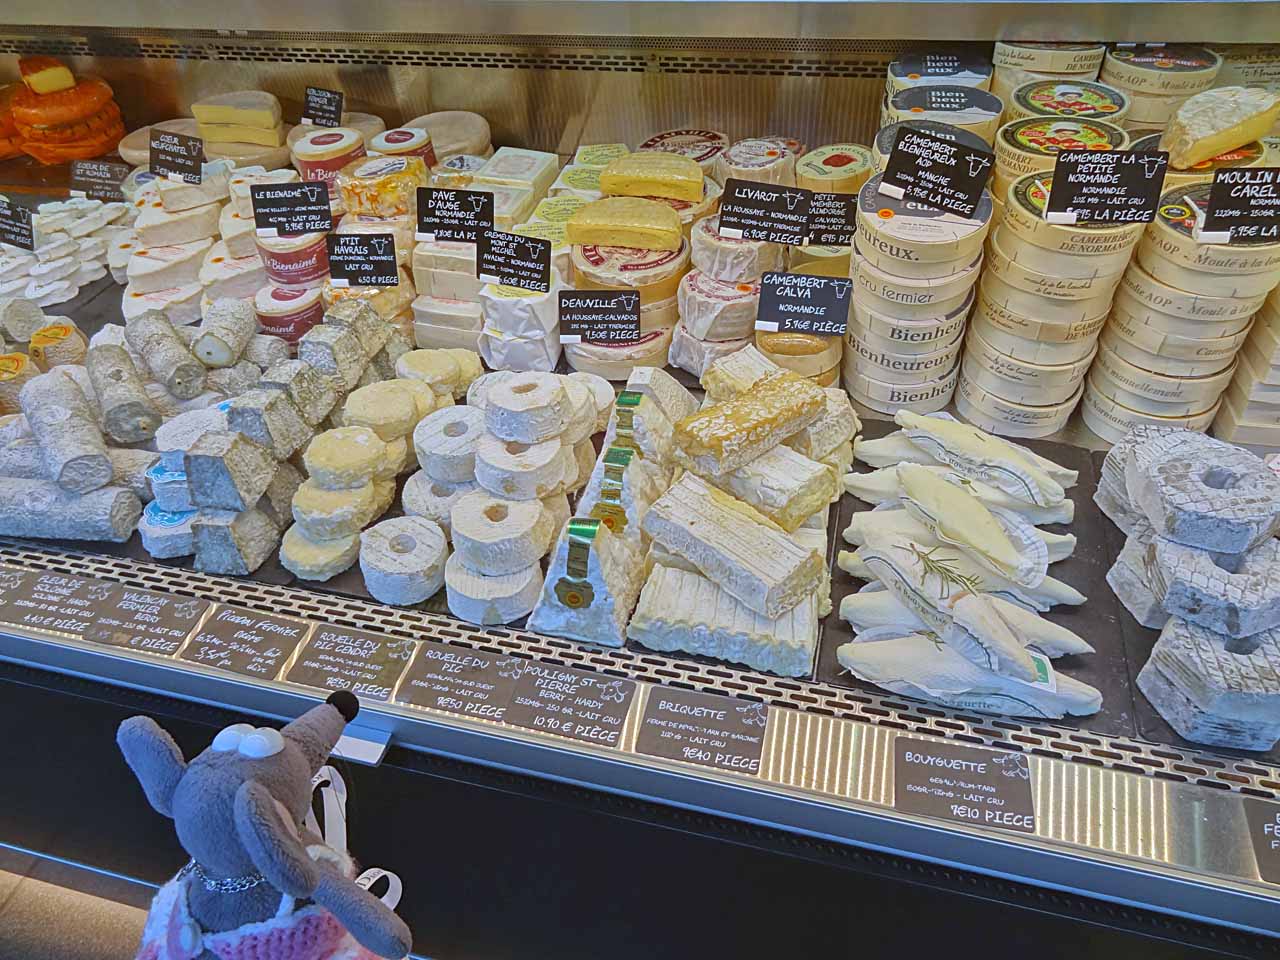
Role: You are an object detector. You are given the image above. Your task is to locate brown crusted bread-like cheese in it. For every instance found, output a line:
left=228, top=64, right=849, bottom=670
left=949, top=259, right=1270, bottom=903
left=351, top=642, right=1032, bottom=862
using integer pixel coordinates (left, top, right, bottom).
left=673, top=371, right=825, bottom=476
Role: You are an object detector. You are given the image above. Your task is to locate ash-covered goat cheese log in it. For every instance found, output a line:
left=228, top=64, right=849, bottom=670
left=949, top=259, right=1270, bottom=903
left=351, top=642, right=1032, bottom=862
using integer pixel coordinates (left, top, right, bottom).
left=125, top=310, right=207, bottom=399
left=20, top=370, right=114, bottom=493
left=85, top=344, right=162, bottom=444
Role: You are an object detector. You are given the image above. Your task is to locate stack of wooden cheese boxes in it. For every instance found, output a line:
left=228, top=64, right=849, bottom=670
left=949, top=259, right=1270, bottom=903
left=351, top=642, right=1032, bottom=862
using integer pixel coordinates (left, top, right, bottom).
left=845, top=169, right=990, bottom=415
left=989, top=42, right=1107, bottom=111
left=1216, top=287, right=1280, bottom=450
left=1082, top=184, right=1280, bottom=443
left=1098, top=45, right=1223, bottom=135
left=961, top=170, right=1140, bottom=437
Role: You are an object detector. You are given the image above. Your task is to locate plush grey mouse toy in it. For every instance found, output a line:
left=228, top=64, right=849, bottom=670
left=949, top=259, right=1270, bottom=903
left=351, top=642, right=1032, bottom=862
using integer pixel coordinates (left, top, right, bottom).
left=118, top=691, right=412, bottom=960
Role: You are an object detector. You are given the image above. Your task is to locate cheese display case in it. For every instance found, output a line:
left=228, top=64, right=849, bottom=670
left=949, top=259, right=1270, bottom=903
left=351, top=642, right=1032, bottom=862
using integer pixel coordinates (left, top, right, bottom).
left=0, top=6, right=1279, bottom=953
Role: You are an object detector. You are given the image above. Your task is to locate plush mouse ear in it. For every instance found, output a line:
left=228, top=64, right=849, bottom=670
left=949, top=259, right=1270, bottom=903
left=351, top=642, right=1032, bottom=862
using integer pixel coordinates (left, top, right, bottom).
left=234, top=779, right=320, bottom=899
left=117, top=716, right=187, bottom=818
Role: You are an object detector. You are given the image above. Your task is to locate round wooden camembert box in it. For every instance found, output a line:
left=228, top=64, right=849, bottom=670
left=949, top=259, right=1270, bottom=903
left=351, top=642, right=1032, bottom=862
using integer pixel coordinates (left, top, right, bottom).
left=1145, top=184, right=1280, bottom=276
left=1119, top=261, right=1267, bottom=323
left=959, top=352, right=1084, bottom=406
left=1097, top=324, right=1238, bottom=379
left=979, top=272, right=1114, bottom=327
left=852, top=251, right=982, bottom=317
left=994, top=116, right=1129, bottom=180
left=1135, top=240, right=1280, bottom=300
left=1081, top=380, right=1222, bottom=444
left=1086, top=361, right=1225, bottom=418
left=845, top=323, right=964, bottom=385
left=968, top=311, right=1101, bottom=365
left=1099, top=45, right=1223, bottom=96
left=992, top=42, right=1107, bottom=75
left=849, top=287, right=973, bottom=356
left=962, top=324, right=1095, bottom=404
left=882, top=85, right=1004, bottom=143
left=1003, top=79, right=1130, bottom=125
left=1002, top=172, right=1144, bottom=256
left=842, top=356, right=959, bottom=414
left=993, top=224, right=1135, bottom=279
left=954, top=369, right=1083, bottom=438
left=986, top=226, right=1128, bottom=298
left=856, top=173, right=993, bottom=268
left=1104, top=303, right=1253, bottom=364
left=1091, top=338, right=1238, bottom=405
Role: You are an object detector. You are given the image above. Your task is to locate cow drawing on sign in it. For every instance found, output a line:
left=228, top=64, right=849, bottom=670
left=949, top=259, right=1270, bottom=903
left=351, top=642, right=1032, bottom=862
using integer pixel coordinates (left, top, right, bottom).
left=831, top=279, right=852, bottom=300
left=1141, top=158, right=1164, bottom=179
left=967, top=155, right=992, bottom=178
left=369, top=237, right=389, bottom=257
left=737, top=703, right=768, bottom=728
left=993, top=752, right=1031, bottom=780
left=782, top=190, right=806, bottom=211
left=468, top=194, right=487, bottom=213
left=618, top=292, right=639, bottom=312
left=302, top=185, right=323, bottom=204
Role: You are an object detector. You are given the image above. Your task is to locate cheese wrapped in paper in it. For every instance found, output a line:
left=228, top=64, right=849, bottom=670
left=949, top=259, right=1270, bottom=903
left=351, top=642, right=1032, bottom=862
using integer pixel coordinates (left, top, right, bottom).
left=843, top=506, right=1076, bottom=562
left=566, top=197, right=683, bottom=252
left=600, top=152, right=705, bottom=203
left=336, top=155, right=429, bottom=218
left=674, top=371, right=825, bottom=476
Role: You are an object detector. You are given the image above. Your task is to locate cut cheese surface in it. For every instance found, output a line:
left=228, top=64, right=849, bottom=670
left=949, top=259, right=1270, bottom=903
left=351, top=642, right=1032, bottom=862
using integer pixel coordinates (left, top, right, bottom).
left=198, top=121, right=286, bottom=147
left=190, top=90, right=282, bottom=129
left=1160, top=86, right=1280, bottom=169
left=566, top=197, right=683, bottom=252
left=600, top=152, right=704, bottom=203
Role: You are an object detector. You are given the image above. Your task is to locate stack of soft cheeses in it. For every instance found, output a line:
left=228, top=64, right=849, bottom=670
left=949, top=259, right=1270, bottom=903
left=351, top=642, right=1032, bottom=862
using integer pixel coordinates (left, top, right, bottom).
left=846, top=169, right=991, bottom=415
left=560, top=154, right=711, bottom=378
left=880, top=84, right=1004, bottom=146
left=1000, top=78, right=1131, bottom=127
left=884, top=51, right=993, bottom=98
left=990, top=42, right=1106, bottom=105
left=626, top=357, right=855, bottom=675
left=961, top=170, right=1139, bottom=438
left=1099, top=44, right=1223, bottom=133
left=193, top=91, right=292, bottom=172
left=407, top=110, right=492, bottom=164
left=1213, top=285, right=1280, bottom=450
left=0, top=196, right=133, bottom=307
left=1083, top=183, right=1280, bottom=443
left=991, top=116, right=1129, bottom=224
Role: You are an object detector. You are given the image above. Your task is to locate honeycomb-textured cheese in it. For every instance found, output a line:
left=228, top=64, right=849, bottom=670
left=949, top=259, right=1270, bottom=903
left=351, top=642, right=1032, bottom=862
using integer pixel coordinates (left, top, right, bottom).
left=566, top=197, right=683, bottom=252
left=191, top=91, right=282, bottom=129
left=1161, top=86, right=1280, bottom=169
left=674, top=371, right=825, bottom=475
left=600, top=152, right=704, bottom=203
left=640, top=472, right=825, bottom=618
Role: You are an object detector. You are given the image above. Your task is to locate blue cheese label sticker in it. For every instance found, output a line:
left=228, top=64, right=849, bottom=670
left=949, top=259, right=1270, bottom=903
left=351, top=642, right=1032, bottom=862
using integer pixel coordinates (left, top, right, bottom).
left=756, top=271, right=852, bottom=336
left=894, top=738, right=1036, bottom=833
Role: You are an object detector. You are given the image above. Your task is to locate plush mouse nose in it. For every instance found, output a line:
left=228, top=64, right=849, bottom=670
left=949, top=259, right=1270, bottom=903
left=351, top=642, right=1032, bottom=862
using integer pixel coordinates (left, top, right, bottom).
left=281, top=691, right=360, bottom=775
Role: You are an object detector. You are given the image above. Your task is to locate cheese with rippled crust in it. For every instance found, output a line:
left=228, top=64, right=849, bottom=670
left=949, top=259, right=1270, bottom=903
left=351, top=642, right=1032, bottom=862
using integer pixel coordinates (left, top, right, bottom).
left=565, top=197, right=682, bottom=252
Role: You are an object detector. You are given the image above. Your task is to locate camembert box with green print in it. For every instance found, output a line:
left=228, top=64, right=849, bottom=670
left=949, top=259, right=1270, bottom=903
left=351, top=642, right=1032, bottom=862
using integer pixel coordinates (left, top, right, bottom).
left=994, top=116, right=1130, bottom=180
left=1003, top=172, right=1145, bottom=256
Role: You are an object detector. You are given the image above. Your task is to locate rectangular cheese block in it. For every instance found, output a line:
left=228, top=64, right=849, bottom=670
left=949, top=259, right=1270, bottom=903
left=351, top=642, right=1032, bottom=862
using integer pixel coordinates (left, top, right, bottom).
left=199, top=240, right=267, bottom=301
left=600, top=152, right=704, bottom=202
left=701, top=344, right=787, bottom=400
left=158, top=159, right=234, bottom=212
left=136, top=199, right=222, bottom=247
left=473, top=146, right=559, bottom=197
left=411, top=294, right=483, bottom=331
left=674, top=371, right=826, bottom=476
left=415, top=267, right=483, bottom=301
left=191, top=91, right=283, bottom=129
left=696, top=443, right=838, bottom=532
left=411, top=238, right=476, bottom=274
left=469, top=183, right=537, bottom=231
left=218, top=204, right=258, bottom=259
left=565, top=197, right=683, bottom=252
left=121, top=282, right=203, bottom=325
left=198, top=121, right=287, bottom=148
left=413, top=320, right=484, bottom=352
left=640, top=472, right=825, bottom=618
left=126, top=238, right=214, bottom=294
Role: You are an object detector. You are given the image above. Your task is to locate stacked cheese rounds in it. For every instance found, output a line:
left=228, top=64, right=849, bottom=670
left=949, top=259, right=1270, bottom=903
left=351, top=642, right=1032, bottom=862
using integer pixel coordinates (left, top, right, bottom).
left=670, top=215, right=778, bottom=377
left=844, top=172, right=991, bottom=414
left=884, top=52, right=993, bottom=97
left=880, top=85, right=1004, bottom=144
left=1083, top=184, right=1280, bottom=442
left=1099, top=44, right=1222, bottom=133
left=636, top=128, right=730, bottom=177
left=405, top=110, right=491, bottom=161
left=1001, top=78, right=1130, bottom=126
left=1214, top=287, right=1280, bottom=449
left=962, top=171, right=1140, bottom=438
left=992, top=117, right=1129, bottom=223
left=713, top=137, right=801, bottom=186
left=990, top=42, right=1106, bottom=104
left=9, top=57, right=125, bottom=165
left=872, top=119, right=991, bottom=173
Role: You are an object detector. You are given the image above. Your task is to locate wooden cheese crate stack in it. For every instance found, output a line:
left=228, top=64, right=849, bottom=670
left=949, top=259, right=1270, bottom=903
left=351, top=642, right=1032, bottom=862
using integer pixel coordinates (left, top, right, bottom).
left=844, top=171, right=991, bottom=415
left=1082, top=184, right=1280, bottom=443
left=1098, top=44, right=1223, bottom=134
left=989, top=42, right=1107, bottom=108
left=1213, top=287, right=1280, bottom=451
left=958, top=170, right=1139, bottom=438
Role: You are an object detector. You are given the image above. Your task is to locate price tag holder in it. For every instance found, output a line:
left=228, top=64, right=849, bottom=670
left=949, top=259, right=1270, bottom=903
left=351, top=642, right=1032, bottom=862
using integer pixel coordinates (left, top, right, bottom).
left=394, top=639, right=524, bottom=722
left=149, top=129, right=204, bottom=184
left=755, top=271, right=852, bottom=336
left=1246, top=799, right=1280, bottom=884
left=476, top=229, right=552, bottom=293
left=302, top=86, right=344, bottom=127
left=1200, top=167, right=1280, bottom=244
left=894, top=738, right=1036, bottom=834
left=879, top=127, right=994, bottom=219
left=178, top=604, right=310, bottom=679
left=326, top=233, right=399, bottom=287
left=1044, top=150, right=1168, bottom=224
left=415, top=187, right=494, bottom=243
left=635, top=688, right=770, bottom=774
left=558, top=290, right=641, bottom=344
left=69, top=159, right=131, bottom=202
left=285, top=625, right=417, bottom=703
left=505, top=662, right=636, bottom=747
left=83, top=583, right=211, bottom=658
left=0, top=199, right=34, bottom=251
left=0, top=568, right=99, bottom=637
left=251, top=181, right=334, bottom=236
left=718, top=178, right=812, bottom=244
left=807, top=192, right=858, bottom=247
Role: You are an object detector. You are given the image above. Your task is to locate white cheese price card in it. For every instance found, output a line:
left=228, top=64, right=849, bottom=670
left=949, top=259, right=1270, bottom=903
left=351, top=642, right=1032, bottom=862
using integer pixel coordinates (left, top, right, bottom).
left=718, top=178, right=813, bottom=245
left=149, top=128, right=204, bottom=184
left=1045, top=150, right=1168, bottom=224
left=1203, top=167, right=1280, bottom=243
left=477, top=229, right=552, bottom=293
left=756, top=271, right=853, bottom=336
left=558, top=290, right=641, bottom=344
left=880, top=126, right=994, bottom=219
left=302, top=86, right=344, bottom=127
left=251, top=181, right=333, bottom=236
left=326, top=232, right=399, bottom=287
left=416, top=186, right=494, bottom=243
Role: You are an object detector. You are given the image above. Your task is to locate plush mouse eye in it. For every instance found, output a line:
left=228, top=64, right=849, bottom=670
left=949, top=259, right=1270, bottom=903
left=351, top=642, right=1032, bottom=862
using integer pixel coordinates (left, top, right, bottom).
left=238, top=727, right=285, bottom=759
left=211, top=723, right=254, bottom=752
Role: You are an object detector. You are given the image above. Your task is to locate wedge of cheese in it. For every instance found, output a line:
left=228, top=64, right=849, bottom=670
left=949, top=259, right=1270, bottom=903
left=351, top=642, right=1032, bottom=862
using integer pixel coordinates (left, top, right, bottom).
left=191, top=91, right=283, bottom=130
left=641, top=472, right=825, bottom=618
left=600, top=152, right=704, bottom=202
left=157, top=159, right=235, bottom=213
left=135, top=199, right=221, bottom=247
left=674, top=371, right=825, bottom=476
left=1161, top=86, right=1280, bottom=169
left=527, top=517, right=643, bottom=647
left=198, top=121, right=287, bottom=147
left=126, top=238, right=214, bottom=295
left=565, top=197, right=682, bottom=252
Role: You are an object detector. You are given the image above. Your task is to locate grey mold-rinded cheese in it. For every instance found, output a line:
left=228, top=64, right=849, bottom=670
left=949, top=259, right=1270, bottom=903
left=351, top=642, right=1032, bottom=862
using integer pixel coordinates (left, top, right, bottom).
left=184, top=430, right=277, bottom=512
left=369, top=326, right=413, bottom=380
left=1127, top=433, right=1280, bottom=554
left=85, top=344, right=162, bottom=443
left=109, top=448, right=159, bottom=503
left=1106, top=525, right=1169, bottom=630
left=226, top=388, right=313, bottom=460
left=138, top=502, right=197, bottom=558
left=0, top=479, right=140, bottom=541
left=1149, top=536, right=1280, bottom=639
left=206, top=360, right=262, bottom=398
left=297, top=324, right=367, bottom=392
left=259, top=359, right=338, bottom=426
left=192, top=506, right=280, bottom=575
left=19, top=370, right=114, bottom=493
left=1137, top=618, right=1280, bottom=750
left=124, top=310, right=207, bottom=399
left=359, top=515, right=448, bottom=606
left=192, top=298, right=256, bottom=368
left=257, top=461, right=304, bottom=530
left=155, top=404, right=229, bottom=472
left=325, top=299, right=390, bottom=360
left=242, top=333, right=291, bottom=370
